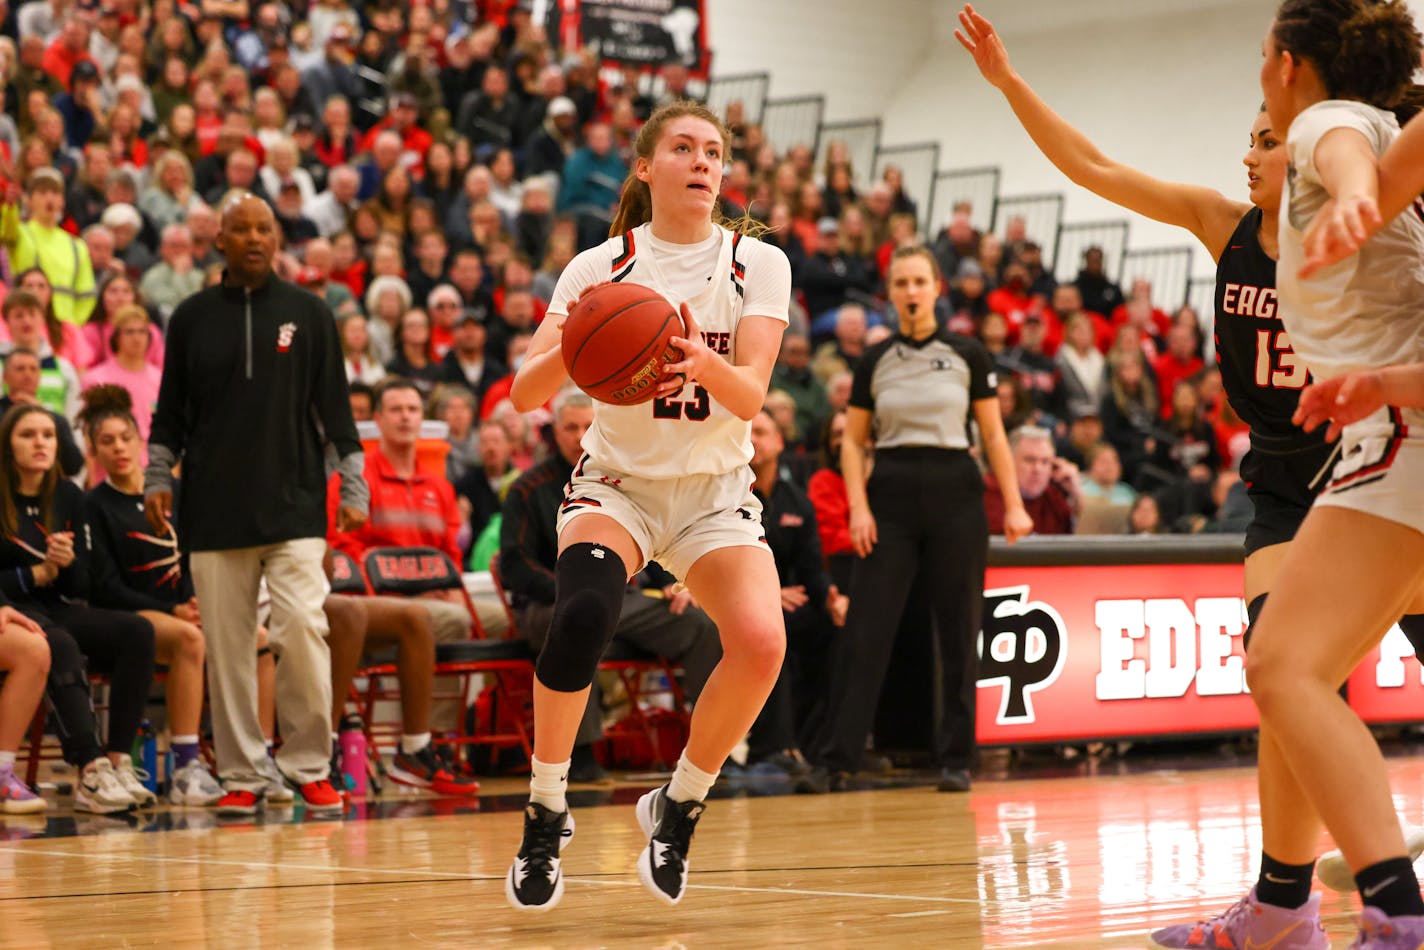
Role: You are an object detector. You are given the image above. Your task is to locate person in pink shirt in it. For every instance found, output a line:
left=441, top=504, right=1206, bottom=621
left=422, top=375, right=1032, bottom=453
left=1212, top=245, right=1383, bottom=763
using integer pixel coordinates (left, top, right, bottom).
left=82, top=305, right=162, bottom=464
left=8, top=268, right=94, bottom=371
left=82, top=274, right=164, bottom=371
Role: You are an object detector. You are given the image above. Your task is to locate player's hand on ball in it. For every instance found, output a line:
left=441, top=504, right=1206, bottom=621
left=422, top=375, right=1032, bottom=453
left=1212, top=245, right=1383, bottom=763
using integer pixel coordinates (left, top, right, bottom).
left=664, top=302, right=712, bottom=385
left=1294, top=370, right=1386, bottom=442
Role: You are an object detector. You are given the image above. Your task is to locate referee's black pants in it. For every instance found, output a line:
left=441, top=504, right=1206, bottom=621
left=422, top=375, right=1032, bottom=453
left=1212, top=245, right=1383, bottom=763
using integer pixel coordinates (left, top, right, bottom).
left=816, top=449, right=987, bottom=773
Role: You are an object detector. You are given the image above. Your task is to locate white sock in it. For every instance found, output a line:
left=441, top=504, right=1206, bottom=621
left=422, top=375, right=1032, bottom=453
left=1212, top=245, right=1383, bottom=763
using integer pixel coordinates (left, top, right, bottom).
left=529, top=756, right=570, bottom=813
left=0, top=751, right=14, bottom=772
left=666, top=752, right=718, bottom=804
left=400, top=733, right=431, bottom=755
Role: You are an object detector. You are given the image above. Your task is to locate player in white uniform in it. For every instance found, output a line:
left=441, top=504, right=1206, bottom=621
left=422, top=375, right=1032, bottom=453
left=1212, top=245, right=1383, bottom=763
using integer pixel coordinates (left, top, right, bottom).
left=1151, top=3, right=1424, bottom=948
left=502, top=101, right=792, bottom=912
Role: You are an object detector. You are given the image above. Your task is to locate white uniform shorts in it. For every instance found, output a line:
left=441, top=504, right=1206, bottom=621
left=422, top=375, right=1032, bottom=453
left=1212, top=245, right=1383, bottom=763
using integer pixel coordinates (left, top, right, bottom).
left=1316, top=406, right=1424, bottom=535
left=555, top=455, right=768, bottom=582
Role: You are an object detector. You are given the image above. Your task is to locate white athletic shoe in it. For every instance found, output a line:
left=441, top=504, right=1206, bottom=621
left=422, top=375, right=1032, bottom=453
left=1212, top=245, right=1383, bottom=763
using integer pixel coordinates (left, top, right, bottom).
left=112, top=754, right=158, bottom=808
left=74, top=758, right=136, bottom=814
left=169, top=758, right=225, bottom=806
left=1317, top=819, right=1424, bottom=892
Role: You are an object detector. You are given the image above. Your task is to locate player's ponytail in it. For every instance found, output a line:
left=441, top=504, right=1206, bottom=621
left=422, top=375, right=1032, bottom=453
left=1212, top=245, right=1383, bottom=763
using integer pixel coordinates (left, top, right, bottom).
left=609, top=168, right=653, bottom=237
left=608, top=99, right=770, bottom=240
left=1273, top=0, right=1423, bottom=110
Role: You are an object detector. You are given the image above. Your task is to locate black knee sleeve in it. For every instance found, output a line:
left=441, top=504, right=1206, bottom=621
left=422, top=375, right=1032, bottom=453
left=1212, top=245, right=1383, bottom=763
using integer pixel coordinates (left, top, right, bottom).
left=1399, top=614, right=1424, bottom=664
left=535, top=543, right=627, bottom=692
left=1244, top=593, right=1268, bottom=653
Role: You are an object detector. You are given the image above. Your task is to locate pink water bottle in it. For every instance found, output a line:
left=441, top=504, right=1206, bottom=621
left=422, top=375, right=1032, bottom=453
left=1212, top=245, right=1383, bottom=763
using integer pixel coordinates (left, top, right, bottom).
left=339, top=714, right=368, bottom=797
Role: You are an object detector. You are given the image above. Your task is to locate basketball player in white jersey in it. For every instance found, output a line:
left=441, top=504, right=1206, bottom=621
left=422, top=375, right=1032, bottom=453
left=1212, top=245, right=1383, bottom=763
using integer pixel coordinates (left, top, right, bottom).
left=501, top=100, right=792, bottom=912
left=1152, top=3, right=1424, bottom=947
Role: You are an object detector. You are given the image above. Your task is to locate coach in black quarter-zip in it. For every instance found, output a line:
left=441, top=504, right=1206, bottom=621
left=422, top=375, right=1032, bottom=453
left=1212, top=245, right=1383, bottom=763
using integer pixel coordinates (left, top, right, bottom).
left=143, top=194, right=369, bottom=816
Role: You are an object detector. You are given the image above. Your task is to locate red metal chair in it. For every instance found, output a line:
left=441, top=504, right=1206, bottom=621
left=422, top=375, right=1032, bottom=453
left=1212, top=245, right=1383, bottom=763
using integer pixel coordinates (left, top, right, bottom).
left=351, top=546, right=535, bottom=766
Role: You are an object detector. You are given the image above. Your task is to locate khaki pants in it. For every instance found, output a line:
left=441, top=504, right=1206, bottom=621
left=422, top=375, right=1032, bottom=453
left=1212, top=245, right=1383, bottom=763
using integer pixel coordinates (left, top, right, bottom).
left=419, top=595, right=508, bottom=731
left=191, top=538, right=333, bottom=789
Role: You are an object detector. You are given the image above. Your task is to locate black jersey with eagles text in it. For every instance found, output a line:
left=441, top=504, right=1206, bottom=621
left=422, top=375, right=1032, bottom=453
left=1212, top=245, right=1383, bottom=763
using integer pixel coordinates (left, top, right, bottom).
left=1213, top=207, right=1325, bottom=451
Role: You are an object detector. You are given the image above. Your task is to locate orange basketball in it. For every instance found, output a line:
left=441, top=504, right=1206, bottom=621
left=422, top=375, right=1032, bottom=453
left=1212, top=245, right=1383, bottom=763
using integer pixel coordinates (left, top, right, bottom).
left=560, top=282, right=684, bottom=406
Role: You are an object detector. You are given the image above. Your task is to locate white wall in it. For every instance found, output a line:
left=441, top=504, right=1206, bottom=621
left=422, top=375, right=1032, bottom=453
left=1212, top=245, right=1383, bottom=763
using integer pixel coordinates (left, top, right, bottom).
left=708, top=0, right=1424, bottom=282
left=705, top=0, right=934, bottom=122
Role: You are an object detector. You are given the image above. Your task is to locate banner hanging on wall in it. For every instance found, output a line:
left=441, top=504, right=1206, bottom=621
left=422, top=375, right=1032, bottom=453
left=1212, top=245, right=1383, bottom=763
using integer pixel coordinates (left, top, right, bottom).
left=548, top=0, right=710, bottom=73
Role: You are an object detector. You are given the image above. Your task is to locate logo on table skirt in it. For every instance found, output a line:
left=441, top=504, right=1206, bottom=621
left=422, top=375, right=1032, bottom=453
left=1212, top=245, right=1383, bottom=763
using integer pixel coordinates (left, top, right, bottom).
left=977, top=586, right=1067, bottom=725
left=276, top=322, right=297, bottom=353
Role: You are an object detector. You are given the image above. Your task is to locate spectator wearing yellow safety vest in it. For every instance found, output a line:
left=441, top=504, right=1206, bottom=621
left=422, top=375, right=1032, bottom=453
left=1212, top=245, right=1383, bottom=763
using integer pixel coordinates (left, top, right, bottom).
left=0, top=168, right=97, bottom=326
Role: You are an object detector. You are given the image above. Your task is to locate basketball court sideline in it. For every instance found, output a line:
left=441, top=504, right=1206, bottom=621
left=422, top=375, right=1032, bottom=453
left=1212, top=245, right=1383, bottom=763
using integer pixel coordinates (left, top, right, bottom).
left=5, top=748, right=1422, bottom=947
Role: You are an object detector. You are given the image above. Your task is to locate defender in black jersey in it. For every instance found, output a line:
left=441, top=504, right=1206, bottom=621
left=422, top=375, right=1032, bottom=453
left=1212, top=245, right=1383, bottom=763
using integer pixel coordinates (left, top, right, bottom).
left=1214, top=206, right=1334, bottom=555
left=956, top=6, right=1424, bottom=935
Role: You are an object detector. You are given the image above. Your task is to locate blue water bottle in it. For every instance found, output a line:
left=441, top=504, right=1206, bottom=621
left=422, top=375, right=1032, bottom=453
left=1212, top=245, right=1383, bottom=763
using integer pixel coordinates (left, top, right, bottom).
left=137, top=720, right=158, bottom=793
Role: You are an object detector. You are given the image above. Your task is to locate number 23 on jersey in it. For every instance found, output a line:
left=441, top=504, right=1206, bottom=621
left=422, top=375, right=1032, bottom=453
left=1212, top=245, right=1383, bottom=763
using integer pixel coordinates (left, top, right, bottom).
left=653, top=385, right=711, bottom=421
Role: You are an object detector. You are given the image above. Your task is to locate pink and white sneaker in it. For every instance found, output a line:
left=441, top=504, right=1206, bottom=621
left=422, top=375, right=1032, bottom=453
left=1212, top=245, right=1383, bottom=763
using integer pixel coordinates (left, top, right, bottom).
left=1149, top=888, right=1327, bottom=949
left=1349, top=907, right=1424, bottom=949
left=0, top=765, right=45, bottom=814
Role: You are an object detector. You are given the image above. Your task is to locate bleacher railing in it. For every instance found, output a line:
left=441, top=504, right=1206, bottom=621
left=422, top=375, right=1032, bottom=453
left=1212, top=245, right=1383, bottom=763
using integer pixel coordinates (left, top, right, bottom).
left=992, top=193, right=1065, bottom=268
left=1054, top=220, right=1130, bottom=286
left=816, top=119, right=881, bottom=191
left=762, top=95, right=826, bottom=156
left=874, top=142, right=940, bottom=240
left=705, top=72, right=770, bottom=125
left=1120, top=246, right=1196, bottom=311
left=1187, top=275, right=1218, bottom=361
left=929, top=166, right=1001, bottom=239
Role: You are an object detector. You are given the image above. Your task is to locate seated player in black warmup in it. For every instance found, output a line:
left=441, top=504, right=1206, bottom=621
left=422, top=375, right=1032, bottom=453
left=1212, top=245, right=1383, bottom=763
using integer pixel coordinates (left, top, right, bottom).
left=79, top=385, right=228, bottom=807
left=0, top=402, right=157, bottom=813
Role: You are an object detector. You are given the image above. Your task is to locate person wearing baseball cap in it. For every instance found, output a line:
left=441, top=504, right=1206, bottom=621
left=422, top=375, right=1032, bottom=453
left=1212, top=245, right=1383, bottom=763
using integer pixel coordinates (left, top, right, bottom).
left=0, top=168, right=97, bottom=324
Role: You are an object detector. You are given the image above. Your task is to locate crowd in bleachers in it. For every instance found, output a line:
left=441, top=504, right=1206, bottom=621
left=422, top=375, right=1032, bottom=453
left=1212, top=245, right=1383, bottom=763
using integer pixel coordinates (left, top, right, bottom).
left=0, top=0, right=1267, bottom=807
left=0, top=0, right=1254, bottom=550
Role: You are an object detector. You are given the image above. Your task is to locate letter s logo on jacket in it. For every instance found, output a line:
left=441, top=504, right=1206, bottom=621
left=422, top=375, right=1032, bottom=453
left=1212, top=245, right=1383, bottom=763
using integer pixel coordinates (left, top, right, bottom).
left=277, top=322, right=297, bottom=353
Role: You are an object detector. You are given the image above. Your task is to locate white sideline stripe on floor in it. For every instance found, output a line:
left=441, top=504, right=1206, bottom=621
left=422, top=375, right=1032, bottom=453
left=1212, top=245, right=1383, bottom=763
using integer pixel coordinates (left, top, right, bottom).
left=580, top=878, right=981, bottom=905
left=3, top=845, right=980, bottom=905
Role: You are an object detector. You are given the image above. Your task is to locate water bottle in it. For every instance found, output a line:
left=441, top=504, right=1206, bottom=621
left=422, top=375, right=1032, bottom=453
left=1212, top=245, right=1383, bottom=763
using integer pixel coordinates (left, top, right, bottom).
left=137, top=720, right=158, bottom=793
left=339, top=714, right=368, bottom=798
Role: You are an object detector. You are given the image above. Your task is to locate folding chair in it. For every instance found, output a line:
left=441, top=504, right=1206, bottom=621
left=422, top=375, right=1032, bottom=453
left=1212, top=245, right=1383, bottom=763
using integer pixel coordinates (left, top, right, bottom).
left=489, top=554, right=690, bottom=770
left=354, top=546, right=535, bottom=766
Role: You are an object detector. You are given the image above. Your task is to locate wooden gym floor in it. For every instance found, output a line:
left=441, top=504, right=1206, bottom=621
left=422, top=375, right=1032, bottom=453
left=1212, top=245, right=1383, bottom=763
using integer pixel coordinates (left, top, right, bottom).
left=3, top=748, right=1422, bottom=948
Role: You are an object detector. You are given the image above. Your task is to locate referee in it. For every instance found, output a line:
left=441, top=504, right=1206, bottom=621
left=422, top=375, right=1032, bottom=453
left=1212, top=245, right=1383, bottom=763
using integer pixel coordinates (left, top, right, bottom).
left=813, top=246, right=1031, bottom=793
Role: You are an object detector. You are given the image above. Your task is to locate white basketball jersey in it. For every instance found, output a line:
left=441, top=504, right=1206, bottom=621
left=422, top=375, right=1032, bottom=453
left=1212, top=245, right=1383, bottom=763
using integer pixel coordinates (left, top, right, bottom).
left=1278, top=100, right=1424, bottom=380
left=548, top=223, right=791, bottom=478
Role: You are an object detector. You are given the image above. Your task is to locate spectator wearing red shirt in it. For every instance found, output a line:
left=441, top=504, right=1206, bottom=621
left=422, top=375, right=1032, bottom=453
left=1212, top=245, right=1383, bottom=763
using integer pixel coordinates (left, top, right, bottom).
left=358, top=93, right=433, bottom=177
left=1152, top=324, right=1205, bottom=418
left=984, top=426, right=1082, bottom=535
left=986, top=260, right=1036, bottom=340
left=805, top=409, right=854, bottom=588
left=1110, top=278, right=1172, bottom=339
left=327, top=379, right=475, bottom=655
left=43, top=19, right=96, bottom=91
left=1047, top=283, right=1113, bottom=353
